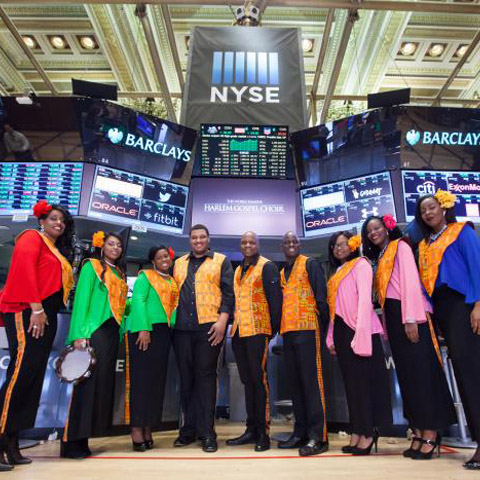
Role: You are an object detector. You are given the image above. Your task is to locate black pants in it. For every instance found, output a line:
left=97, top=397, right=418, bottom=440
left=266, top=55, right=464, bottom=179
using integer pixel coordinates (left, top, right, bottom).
left=63, top=318, right=119, bottom=441
left=283, top=330, right=327, bottom=442
left=0, top=291, right=62, bottom=434
left=173, top=327, right=222, bottom=439
left=334, top=316, right=392, bottom=437
left=127, top=323, right=171, bottom=428
left=231, top=333, right=270, bottom=436
left=433, top=286, right=480, bottom=442
left=384, top=298, right=456, bottom=430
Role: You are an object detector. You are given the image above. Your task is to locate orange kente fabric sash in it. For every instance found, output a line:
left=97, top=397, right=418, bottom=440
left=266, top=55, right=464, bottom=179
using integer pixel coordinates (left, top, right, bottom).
left=326, top=257, right=362, bottom=322
left=89, top=258, right=128, bottom=325
left=141, top=269, right=179, bottom=325
left=419, top=222, right=466, bottom=297
left=375, top=239, right=402, bottom=309
left=17, top=230, right=74, bottom=306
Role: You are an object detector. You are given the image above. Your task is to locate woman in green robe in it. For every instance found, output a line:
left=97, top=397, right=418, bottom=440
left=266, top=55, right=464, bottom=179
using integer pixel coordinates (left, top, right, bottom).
left=61, top=232, right=128, bottom=459
left=125, top=245, right=178, bottom=451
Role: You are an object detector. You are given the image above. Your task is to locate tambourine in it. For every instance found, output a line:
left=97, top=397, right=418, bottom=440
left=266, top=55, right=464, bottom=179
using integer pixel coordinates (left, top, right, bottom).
left=55, top=345, right=97, bottom=384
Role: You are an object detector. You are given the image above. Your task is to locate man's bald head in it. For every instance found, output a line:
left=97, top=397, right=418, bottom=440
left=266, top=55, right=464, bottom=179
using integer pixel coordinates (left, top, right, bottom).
left=282, top=231, right=301, bottom=260
left=240, top=231, right=260, bottom=260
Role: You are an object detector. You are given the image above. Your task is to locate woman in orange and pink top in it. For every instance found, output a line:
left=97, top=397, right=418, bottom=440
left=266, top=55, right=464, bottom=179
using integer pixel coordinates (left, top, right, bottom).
left=362, top=215, right=455, bottom=461
left=326, top=231, right=392, bottom=456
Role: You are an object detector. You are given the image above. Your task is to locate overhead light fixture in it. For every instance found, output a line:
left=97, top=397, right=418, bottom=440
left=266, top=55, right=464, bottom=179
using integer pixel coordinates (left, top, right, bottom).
left=130, top=235, right=139, bottom=241
left=427, top=43, right=445, bottom=57
left=78, top=35, right=98, bottom=50
left=22, top=35, right=37, bottom=49
left=399, top=42, right=418, bottom=56
left=455, top=44, right=469, bottom=57
left=302, top=38, right=314, bottom=53
left=49, top=35, right=68, bottom=50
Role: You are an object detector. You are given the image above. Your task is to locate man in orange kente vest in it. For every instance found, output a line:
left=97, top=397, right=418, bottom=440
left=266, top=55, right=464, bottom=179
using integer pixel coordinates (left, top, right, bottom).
left=278, top=231, right=329, bottom=456
left=173, top=224, right=234, bottom=453
left=227, top=231, right=282, bottom=452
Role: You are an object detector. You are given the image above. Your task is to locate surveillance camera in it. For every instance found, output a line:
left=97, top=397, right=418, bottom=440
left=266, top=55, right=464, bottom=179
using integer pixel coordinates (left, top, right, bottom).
left=235, top=6, right=245, bottom=20
left=249, top=6, right=260, bottom=20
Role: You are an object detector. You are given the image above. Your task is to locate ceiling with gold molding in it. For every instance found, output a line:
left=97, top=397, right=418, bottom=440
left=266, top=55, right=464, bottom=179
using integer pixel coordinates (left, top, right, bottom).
left=1, top=0, right=480, bottom=125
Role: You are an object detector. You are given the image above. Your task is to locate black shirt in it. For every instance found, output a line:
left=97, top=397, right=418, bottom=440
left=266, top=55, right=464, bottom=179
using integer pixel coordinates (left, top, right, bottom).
left=240, top=255, right=283, bottom=335
left=175, top=251, right=234, bottom=331
left=283, top=256, right=328, bottom=329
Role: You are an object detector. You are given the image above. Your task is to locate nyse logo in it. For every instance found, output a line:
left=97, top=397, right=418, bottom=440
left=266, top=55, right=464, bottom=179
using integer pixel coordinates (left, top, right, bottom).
left=210, top=51, right=280, bottom=104
left=416, top=180, right=436, bottom=195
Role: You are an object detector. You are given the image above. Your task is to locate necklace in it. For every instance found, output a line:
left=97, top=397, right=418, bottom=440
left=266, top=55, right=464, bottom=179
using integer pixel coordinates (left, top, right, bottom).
left=157, top=270, right=169, bottom=278
left=105, top=260, right=117, bottom=268
left=429, top=224, right=448, bottom=244
left=378, top=241, right=390, bottom=260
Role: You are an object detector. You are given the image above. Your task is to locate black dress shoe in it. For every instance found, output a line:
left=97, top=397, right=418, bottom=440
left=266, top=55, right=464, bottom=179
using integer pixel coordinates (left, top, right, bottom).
left=202, top=437, right=218, bottom=453
left=341, top=445, right=356, bottom=454
left=299, top=440, right=329, bottom=457
left=173, top=436, right=196, bottom=447
left=60, top=439, right=91, bottom=459
left=463, top=460, right=480, bottom=470
left=226, top=431, right=257, bottom=446
left=6, top=434, right=32, bottom=465
left=145, top=440, right=154, bottom=450
left=132, top=441, right=147, bottom=452
left=254, top=434, right=270, bottom=452
left=278, top=435, right=308, bottom=449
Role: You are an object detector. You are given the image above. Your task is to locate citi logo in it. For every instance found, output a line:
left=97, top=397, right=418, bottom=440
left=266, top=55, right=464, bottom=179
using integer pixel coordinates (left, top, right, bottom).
left=210, top=51, right=280, bottom=104
left=416, top=181, right=436, bottom=195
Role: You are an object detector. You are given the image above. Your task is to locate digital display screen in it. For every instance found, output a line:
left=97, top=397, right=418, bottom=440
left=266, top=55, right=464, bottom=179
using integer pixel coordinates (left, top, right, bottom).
left=78, top=98, right=197, bottom=185
left=0, top=162, right=83, bottom=215
left=199, top=124, right=289, bottom=178
left=402, top=170, right=480, bottom=222
left=301, top=171, right=396, bottom=237
left=88, top=166, right=188, bottom=234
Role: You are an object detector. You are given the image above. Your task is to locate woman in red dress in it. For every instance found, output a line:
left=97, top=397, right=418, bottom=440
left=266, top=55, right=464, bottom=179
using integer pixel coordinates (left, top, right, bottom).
left=0, top=201, right=74, bottom=470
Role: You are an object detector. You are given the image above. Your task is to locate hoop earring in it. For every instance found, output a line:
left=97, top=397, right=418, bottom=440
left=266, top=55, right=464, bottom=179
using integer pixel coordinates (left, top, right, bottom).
left=40, top=225, right=45, bottom=233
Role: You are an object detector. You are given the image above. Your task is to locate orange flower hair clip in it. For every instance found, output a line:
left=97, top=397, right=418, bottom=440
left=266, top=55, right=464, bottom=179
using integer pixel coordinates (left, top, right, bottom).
left=348, top=235, right=362, bottom=253
left=434, top=189, right=457, bottom=209
left=92, top=231, right=105, bottom=248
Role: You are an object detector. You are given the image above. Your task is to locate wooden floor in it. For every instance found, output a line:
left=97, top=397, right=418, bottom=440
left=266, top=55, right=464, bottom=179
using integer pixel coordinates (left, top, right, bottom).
left=9, top=423, right=477, bottom=480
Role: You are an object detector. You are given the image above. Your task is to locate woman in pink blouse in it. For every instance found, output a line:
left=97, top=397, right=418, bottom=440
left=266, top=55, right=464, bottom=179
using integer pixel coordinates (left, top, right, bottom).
left=326, top=231, right=392, bottom=455
left=362, top=216, right=455, bottom=460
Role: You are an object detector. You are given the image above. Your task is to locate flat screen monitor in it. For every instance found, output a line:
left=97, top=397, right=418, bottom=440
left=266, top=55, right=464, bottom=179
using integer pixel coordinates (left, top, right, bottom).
left=402, top=170, right=480, bottom=222
left=190, top=177, right=297, bottom=236
left=198, top=124, right=290, bottom=178
left=77, top=98, right=197, bottom=186
left=301, top=171, right=396, bottom=237
left=88, top=166, right=188, bottom=234
left=0, top=162, right=83, bottom=216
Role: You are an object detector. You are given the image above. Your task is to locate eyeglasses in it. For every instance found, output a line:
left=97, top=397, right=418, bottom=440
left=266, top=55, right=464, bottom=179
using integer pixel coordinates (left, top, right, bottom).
left=333, top=241, right=349, bottom=250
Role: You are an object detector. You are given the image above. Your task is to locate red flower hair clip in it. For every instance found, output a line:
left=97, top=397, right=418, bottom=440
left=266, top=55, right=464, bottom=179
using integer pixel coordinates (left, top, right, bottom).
left=33, top=200, right=52, bottom=218
left=168, top=247, right=175, bottom=260
left=383, top=214, right=397, bottom=231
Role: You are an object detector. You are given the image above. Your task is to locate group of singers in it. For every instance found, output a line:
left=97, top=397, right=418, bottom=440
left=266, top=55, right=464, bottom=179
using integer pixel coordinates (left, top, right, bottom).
left=0, top=188, right=479, bottom=472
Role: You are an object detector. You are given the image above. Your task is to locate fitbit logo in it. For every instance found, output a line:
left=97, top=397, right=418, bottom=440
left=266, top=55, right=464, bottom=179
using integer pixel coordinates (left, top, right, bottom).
left=210, top=51, right=280, bottom=104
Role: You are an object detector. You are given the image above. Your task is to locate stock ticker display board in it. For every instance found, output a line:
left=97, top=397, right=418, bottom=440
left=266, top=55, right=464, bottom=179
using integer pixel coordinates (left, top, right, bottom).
left=199, top=124, right=288, bottom=178
left=301, top=171, right=396, bottom=237
left=0, top=162, right=83, bottom=216
left=402, top=170, right=480, bottom=223
left=88, top=166, right=189, bottom=234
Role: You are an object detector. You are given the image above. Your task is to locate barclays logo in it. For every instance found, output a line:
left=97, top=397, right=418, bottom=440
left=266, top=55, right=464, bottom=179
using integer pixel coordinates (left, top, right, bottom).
left=107, top=128, right=124, bottom=145
left=406, top=129, right=421, bottom=146
left=210, top=51, right=280, bottom=104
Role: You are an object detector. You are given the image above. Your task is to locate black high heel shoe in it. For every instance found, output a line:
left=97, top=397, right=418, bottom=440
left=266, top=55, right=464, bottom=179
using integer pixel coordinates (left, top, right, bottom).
left=403, top=436, right=422, bottom=458
left=145, top=440, right=154, bottom=450
left=341, top=445, right=356, bottom=454
left=411, top=435, right=441, bottom=460
left=350, top=432, right=379, bottom=456
left=132, top=441, right=147, bottom=452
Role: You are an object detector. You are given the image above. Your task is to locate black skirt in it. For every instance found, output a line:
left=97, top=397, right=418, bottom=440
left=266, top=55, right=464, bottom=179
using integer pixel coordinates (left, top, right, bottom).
left=384, top=298, right=456, bottom=430
left=0, top=291, right=62, bottom=434
left=432, top=285, right=480, bottom=442
left=333, top=315, right=392, bottom=437
left=127, top=323, right=171, bottom=428
left=63, top=317, right=119, bottom=441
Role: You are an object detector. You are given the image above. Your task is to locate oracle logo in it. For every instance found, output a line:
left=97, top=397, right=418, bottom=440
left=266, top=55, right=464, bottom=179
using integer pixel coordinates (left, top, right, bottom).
left=91, top=201, right=138, bottom=217
left=306, top=215, right=346, bottom=228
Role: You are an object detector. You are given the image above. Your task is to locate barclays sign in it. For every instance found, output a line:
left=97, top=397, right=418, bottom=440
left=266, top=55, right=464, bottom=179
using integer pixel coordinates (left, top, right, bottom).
left=406, top=129, right=480, bottom=147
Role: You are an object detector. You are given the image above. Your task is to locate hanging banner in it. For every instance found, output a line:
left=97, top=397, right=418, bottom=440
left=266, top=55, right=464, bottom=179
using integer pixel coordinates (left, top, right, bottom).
left=181, top=27, right=307, bottom=133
